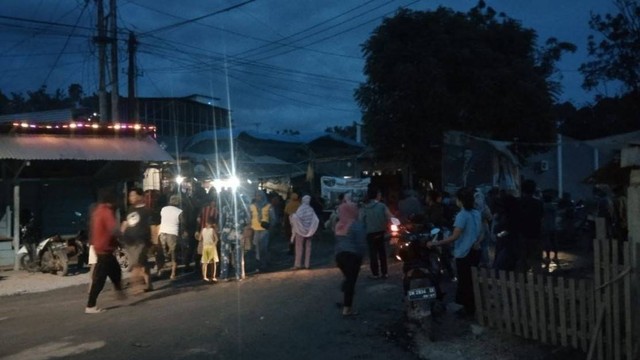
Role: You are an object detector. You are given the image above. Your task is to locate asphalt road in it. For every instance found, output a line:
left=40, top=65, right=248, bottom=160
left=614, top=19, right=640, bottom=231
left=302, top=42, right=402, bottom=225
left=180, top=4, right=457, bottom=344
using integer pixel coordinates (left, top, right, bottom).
left=0, top=230, right=417, bottom=360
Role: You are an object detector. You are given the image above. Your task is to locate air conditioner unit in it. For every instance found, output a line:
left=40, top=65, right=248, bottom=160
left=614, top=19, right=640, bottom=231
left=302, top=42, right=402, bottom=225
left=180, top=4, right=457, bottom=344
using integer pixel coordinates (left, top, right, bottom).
left=539, top=160, right=549, bottom=172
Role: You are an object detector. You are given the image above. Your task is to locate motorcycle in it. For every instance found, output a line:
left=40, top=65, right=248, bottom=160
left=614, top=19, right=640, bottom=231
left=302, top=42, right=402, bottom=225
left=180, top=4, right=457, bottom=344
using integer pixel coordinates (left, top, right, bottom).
left=62, top=230, right=89, bottom=270
left=391, top=217, right=447, bottom=340
left=65, top=211, right=90, bottom=269
left=115, top=245, right=131, bottom=271
left=18, top=234, right=69, bottom=276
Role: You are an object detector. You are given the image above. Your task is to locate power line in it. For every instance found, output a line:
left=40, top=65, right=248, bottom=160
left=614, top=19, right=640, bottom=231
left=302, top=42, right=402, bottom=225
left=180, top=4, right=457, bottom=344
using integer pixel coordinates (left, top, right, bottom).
left=126, top=2, right=361, bottom=61
left=137, top=36, right=361, bottom=84
left=227, top=73, right=358, bottom=112
left=139, top=0, right=256, bottom=36
left=231, top=0, right=380, bottom=59
left=252, top=0, right=420, bottom=63
left=41, top=1, right=90, bottom=87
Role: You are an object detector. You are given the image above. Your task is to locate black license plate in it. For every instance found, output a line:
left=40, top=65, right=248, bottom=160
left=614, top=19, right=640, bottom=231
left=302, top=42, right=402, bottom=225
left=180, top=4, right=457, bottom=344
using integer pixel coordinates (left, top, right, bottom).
left=407, top=286, right=437, bottom=301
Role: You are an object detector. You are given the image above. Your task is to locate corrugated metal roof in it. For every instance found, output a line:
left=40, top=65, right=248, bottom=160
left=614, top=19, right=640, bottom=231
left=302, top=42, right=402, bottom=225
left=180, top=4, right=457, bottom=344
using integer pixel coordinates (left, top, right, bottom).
left=0, top=135, right=173, bottom=161
left=0, top=109, right=74, bottom=124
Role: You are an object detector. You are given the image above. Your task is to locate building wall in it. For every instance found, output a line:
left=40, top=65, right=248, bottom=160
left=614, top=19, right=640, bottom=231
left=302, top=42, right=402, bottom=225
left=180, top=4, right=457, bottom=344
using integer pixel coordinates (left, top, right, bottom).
left=136, top=98, right=229, bottom=138
left=519, top=136, right=615, bottom=201
left=20, top=180, right=95, bottom=237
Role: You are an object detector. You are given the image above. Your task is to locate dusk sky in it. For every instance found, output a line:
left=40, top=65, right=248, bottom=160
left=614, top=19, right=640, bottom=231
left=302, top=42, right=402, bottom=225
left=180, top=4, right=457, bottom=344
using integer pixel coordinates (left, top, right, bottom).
left=0, top=0, right=620, bottom=134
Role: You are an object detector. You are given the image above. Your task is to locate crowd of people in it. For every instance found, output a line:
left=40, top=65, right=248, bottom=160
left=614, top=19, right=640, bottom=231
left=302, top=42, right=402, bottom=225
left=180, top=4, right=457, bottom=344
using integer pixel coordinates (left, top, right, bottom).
left=84, top=179, right=626, bottom=319
left=329, top=180, right=628, bottom=318
left=84, top=184, right=324, bottom=313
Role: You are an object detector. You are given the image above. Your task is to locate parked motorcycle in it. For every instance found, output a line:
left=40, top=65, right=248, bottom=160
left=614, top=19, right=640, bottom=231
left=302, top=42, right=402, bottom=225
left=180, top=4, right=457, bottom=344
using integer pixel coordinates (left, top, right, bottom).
left=115, top=245, right=131, bottom=271
left=61, top=230, right=89, bottom=270
left=18, top=234, right=69, bottom=276
left=391, top=217, right=447, bottom=340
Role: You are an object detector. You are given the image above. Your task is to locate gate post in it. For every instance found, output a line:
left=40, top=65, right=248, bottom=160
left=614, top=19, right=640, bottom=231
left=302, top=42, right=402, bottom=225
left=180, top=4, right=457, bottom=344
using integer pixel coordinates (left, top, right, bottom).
left=626, top=169, right=640, bottom=358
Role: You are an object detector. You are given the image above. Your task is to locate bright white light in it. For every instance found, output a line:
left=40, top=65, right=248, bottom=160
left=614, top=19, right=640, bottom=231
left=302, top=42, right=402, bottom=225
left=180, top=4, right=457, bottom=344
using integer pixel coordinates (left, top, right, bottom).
left=247, top=179, right=252, bottom=184
left=212, top=177, right=241, bottom=191
left=212, top=179, right=223, bottom=192
left=228, top=176, right=240, bottom=189
left=175, top=175, right=185, bottom=185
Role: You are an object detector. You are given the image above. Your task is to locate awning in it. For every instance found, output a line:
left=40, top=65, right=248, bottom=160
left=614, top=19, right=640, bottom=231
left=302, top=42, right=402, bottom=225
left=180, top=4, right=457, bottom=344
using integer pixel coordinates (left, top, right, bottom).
left=0, top=135, right=173, bottom=162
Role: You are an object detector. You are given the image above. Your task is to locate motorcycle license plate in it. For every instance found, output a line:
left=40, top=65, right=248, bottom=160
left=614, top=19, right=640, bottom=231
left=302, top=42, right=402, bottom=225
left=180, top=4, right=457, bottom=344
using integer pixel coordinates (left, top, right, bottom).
left=408, top=286, right=437, bottom=301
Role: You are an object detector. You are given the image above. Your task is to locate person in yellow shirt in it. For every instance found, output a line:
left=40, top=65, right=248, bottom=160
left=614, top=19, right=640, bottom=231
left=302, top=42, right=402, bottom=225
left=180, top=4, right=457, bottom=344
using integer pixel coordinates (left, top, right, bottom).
left=250, top=190, right=275, bottom=272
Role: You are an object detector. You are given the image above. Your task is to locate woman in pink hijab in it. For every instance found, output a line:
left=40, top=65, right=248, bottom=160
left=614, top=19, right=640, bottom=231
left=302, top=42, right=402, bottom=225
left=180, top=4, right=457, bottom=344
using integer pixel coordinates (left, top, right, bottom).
left=334, top=202, right=366, bottom=316
left=290, top=195, right=319, bottom=269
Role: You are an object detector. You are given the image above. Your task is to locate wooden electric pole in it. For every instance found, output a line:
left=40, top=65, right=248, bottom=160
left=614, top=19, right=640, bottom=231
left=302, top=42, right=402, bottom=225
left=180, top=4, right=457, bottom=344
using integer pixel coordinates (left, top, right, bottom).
left=127, top=31, right=138, bottom=122
left=109, top=0, right=119, bottom=122
left=96, top=0, right=107, bottom=123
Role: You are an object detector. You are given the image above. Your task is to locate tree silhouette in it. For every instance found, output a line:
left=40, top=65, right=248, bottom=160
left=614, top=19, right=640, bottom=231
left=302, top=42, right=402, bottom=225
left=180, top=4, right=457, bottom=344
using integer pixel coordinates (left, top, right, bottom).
left=355, top=1, right=575, bottom=176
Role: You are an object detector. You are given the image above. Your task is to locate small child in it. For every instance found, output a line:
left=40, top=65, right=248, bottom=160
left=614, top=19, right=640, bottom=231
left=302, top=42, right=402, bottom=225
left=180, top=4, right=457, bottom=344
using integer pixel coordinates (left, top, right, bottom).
left=199, top=216, right=219, bottom=282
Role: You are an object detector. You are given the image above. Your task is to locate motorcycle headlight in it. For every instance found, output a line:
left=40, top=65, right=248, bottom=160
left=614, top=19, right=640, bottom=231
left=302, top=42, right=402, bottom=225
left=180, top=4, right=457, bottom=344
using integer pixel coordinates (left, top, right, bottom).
left=397, top=241, right=419, bottom=262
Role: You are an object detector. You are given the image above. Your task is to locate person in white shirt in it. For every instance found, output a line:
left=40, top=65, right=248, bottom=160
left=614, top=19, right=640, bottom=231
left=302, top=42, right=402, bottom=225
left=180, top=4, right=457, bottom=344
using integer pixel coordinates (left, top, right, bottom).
left=158, top=195, right=185, bottom=279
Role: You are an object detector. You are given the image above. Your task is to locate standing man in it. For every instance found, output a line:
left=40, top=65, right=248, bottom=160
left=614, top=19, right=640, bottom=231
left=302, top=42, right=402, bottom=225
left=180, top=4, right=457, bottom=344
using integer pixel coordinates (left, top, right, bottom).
left=179, top=190, right=198, bottom=273
left=360, top=187, right=393, bottom=279
left=219, top=190, right=250, bottom=281
left=159, top=195, right=185, bottom=280
left=86, top=187, right=125, bottom=314
left=518, top=179, right=544, bottom=273
left=250, top=190, right=274, bottom=272
left=121, top=187, right=153, bottom=294
left=398, top=189, right=423, bottom=223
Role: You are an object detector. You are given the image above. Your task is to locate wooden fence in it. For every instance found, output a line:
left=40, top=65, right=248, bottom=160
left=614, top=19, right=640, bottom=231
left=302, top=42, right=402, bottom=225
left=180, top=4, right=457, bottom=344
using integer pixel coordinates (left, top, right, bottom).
left=472, top=239, right=638, bottom=360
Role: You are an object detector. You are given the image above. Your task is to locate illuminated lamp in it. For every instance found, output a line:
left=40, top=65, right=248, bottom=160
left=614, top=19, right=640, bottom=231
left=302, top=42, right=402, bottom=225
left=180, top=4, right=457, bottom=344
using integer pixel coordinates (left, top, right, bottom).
left=212, top=176, right=241, bottom=192
left=91, top=124, right=99, bottom=129
left=175, top=175, right=185, bottom=185
left=212, top=179, right=223, bottom=192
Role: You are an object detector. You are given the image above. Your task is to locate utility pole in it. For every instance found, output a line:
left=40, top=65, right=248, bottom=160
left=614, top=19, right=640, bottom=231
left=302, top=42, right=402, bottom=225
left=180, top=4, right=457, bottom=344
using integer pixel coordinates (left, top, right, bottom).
left=109, top=0, right=119, bottom=123
left=127, top=31, right=138, bottom=122
left=96, top=0, right=107, bottom=123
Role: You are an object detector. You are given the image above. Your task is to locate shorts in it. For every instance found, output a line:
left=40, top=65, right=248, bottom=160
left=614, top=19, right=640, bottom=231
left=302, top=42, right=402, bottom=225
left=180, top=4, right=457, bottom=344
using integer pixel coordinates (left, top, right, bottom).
left=125, top=243, right=149, bottom=267
left=201, top=245, right=218, bottom=264
left=159, top=233, right=178, bottom=263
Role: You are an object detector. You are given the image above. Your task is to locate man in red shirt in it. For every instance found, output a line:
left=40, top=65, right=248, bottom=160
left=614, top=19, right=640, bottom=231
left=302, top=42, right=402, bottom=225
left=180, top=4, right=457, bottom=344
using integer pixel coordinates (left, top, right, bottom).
left=86, top=188, right=125, bottom=314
